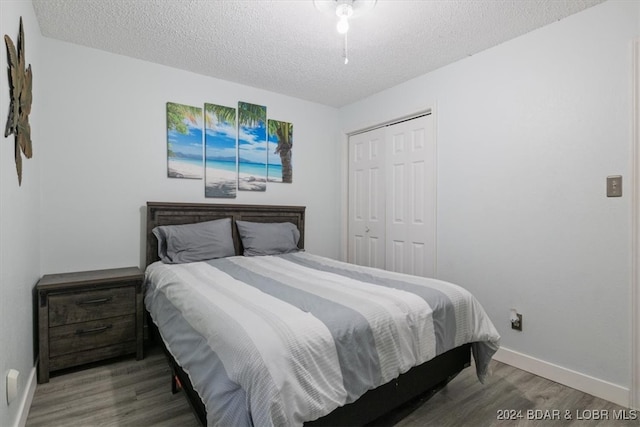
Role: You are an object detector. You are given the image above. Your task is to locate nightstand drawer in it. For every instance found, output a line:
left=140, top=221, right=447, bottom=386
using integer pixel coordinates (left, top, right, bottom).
left=49, top=287, right=135, bottom=326
left=49, top=315, right=136, bottom=357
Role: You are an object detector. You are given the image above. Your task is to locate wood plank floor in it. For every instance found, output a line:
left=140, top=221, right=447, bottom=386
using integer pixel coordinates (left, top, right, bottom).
left=27, top=345, right=638, bottom=426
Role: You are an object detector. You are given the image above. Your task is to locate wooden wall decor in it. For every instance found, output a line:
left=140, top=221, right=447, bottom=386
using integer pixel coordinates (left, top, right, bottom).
left=4, top=17, right=33, bottom=186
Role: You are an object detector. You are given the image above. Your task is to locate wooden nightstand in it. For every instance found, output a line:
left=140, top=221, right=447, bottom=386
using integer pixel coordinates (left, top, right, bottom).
left=36, top=267, right=144, bottom=383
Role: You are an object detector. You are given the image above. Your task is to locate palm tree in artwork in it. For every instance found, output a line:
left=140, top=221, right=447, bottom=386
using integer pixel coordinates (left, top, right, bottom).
left=237, top=102, right=266, bottom=128
left=236, top=102, right=293, bottom=183
left=205, top=104, right=236, bottom=128
left=166, top=102, right=201, bottom=157
left=237, top=102, right=267, bottom=184
left=268, top=120, right=293, bottom=183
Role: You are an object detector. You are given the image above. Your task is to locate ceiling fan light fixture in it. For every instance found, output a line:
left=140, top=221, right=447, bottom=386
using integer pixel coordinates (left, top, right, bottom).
left=336, top=15, right=350, bottom=34
left=313, top=0, right=376, bottom=22
left=336, top=1, right=354, bottom=34
left=336, top=2, right=354, bottom=18
left=313, top=0, right=377, bottom=63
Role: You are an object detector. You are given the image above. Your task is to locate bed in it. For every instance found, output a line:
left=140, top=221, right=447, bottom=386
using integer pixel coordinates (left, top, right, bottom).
left=144, top=202, right=500, bottom=426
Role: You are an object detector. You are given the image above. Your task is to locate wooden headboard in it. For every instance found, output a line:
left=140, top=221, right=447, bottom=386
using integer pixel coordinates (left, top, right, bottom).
left=146, top=202, right=306, bottom=267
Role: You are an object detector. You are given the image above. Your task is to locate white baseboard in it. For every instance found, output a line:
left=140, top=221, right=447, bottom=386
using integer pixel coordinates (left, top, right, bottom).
left=493, top=347, right=630, bottom=408
left=14, top=366, right=37, bottom=427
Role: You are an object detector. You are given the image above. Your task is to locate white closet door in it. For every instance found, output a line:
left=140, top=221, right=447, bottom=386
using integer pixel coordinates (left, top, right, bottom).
left=348, top=127, right=386, bottom=269
left=385, top=115, right=436, bottom=277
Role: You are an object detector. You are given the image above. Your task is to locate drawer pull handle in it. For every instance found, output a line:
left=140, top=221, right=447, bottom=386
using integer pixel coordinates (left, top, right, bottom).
left=77, top=297, right=113, bottom=305
left=76, top=325, right=112, bottom=335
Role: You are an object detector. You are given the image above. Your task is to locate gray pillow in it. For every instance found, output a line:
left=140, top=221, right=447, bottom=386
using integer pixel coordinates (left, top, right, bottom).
left=236, top=220, right=300, bottom=256
left=153, top=218, right=235, bottom=264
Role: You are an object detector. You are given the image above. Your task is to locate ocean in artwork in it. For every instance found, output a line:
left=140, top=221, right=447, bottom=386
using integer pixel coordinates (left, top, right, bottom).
left=238, top=161, right=267, bottom=191
left=167, top=102, right=204, bottom=179
left=238, top=102, right=267, bottom=192
left=267, top=164, right=283, bottom=183
left=168, top=156, right=203, bottom=179
left=206, top=159, right=237, bottom=172
left=205, top=103, right=237, bottom=198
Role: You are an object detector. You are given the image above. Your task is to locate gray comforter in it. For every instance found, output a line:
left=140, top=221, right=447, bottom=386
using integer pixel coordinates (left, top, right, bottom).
left=145, top=252, right=500, bottom=426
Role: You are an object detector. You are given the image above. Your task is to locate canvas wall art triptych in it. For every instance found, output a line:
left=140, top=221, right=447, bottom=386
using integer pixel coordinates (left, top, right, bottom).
left=166, top=101, right=293, bottom=198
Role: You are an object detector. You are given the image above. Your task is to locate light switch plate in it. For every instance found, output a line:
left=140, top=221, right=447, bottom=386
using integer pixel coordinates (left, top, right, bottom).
left=607, top=175, right=622, bottom=197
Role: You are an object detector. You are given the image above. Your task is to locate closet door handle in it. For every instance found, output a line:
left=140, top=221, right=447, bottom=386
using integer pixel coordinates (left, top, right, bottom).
left=365, top=226, right=370, bottom=233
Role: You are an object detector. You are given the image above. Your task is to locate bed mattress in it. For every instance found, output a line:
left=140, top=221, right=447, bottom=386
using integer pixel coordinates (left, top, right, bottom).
left=145, top=252, right=500, bottom=426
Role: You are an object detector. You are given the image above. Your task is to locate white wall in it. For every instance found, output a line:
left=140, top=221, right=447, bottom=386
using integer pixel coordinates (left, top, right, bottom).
left=0, top=1, right=41, bottom=426
left=38, top=39, right=341, bottom=274
left=339, top=0, right=638, bottom=391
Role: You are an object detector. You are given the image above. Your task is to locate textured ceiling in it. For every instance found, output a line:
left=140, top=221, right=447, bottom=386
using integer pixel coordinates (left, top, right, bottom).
left=32, top=0, right=606, bottom=107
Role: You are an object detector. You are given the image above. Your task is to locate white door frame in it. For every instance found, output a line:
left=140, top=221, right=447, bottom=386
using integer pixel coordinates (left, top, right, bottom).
left=631, top=38, right=640, bottom=410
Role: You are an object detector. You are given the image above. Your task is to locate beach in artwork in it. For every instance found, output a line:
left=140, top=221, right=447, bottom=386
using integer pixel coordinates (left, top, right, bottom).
left=205, top=159, right=237, bottom=198
left=167, top=102, right=204, bottom=180
left=204, top=160, right=266, bottom=194
left=205, top=162, right=236, bottom=197
left=238, top=102, right=267, bottom=192
left=169, top=157, right=203, bottom=179
left=205, top=103, right=238, bottom=198
left=238, top=162, right=267, bottom=191
left=238, top=174, right=267, bottom=191
left=267, top=164, right=283, bottom=182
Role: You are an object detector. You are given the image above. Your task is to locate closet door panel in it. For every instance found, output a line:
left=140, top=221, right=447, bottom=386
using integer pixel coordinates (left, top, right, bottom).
left=385, top=116, right=436, bottom=277
left=348, top=127, right=386, bottom=269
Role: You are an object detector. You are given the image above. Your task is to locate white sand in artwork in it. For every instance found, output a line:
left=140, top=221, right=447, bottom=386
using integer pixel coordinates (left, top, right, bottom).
left=205, top=167, right=265, bottom=184
left=168, top=159, right=203, bottom=179
left=204, top=166, right=267, bottom=192
left=205, top=167, right=237, bottom=197
left=238, top=179, right=266, bottom=191
left=205, top=166, right=236, bottom=185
